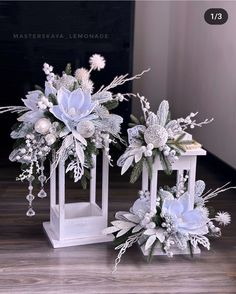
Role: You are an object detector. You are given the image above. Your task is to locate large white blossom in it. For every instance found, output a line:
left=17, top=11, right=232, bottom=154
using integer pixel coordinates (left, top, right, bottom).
left=50, top=87, right=97, bottom=131
left=161, top=192, right=209, bottom=236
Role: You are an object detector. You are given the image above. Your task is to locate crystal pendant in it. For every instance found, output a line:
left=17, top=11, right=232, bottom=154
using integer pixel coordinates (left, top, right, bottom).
left=26, top=193, right=35, bottom=202
left=38, top=158, right=47, bottom=199
left=37, top=189, right=47, bottom=198
left=38, top=175, right=46, bottom=182
left=26, top=207, right=35, bottom=217
left=26, top=175, right=36, bottom=217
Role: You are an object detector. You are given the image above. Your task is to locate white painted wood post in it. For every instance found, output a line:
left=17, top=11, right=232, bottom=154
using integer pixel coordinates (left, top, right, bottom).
left=50, top=163, right=56, bottom=224
left=90, top=154, right=97, bottom=204
left=142, top=163, right=149, bottom=192
left=150, top=156, right=159, bottom=211
left=58, top=160, right=65, bottom=240
left=177, top=169, right=183, bottom=186
left=102, top=149, right=109, bottom=221
left=188, top=156, right=197, bottom=209
left=176, top=169, right=184, bottom=198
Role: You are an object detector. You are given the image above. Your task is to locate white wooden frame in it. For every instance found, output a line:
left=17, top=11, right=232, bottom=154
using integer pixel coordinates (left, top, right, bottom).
left=140, top=147, right=206, bottom=256
left=43, top=148, right=112, bottom=248
left=142, top=148, right=207, bottom=211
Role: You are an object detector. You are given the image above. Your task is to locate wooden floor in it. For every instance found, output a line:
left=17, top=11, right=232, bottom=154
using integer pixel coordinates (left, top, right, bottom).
left=0, top=157, right=236, bottom=294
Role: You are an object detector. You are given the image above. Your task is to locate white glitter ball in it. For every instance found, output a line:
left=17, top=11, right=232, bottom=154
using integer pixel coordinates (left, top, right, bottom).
left=144, top=124, right=168, bottom=148
left=45, top=133, right=56, bottom=146
left=34, top=118, right=51, bottom=135
left=77, top=120, right=95, bottom=138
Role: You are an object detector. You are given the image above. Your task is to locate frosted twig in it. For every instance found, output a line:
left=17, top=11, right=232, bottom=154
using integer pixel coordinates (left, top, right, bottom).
left=96, top=68, right=150, bottom=94
left=112, top=232, right=142, bottom=274
left=202, top=182, right=236, bottom=202
left=0, top=106, right=28, bottom=114
left=180, top=112, right=214, bottom=131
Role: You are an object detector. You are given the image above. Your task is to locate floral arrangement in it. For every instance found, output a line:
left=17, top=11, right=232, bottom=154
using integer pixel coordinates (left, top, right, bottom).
left=104, top=180, right=234, bottom=272
left=0, top=54, right=148, bottom=216
left=117, top=94, right=213, bottom=182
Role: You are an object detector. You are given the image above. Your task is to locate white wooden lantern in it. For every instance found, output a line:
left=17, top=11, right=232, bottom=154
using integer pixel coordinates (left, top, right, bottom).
left=43, top=148, right=112, bottom=248
left=140, top=136, right=206, bottom=255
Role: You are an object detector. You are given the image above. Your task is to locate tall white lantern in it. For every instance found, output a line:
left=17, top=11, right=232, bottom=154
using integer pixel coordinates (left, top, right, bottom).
left=140, top=138, right=206, bottom=255
left=43, top=148, right=112, bottom=248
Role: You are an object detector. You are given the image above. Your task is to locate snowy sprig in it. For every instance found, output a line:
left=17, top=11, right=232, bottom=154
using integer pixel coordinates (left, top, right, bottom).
left=96, top=69, right=150, bottom=93
left=177, top=112, right=214, bottom=130
left=201, top=182, right=236, bottom=203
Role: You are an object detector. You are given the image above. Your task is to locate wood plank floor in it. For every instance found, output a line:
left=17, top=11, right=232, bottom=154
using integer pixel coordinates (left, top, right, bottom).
left=0, top=157, right=236, bottom=294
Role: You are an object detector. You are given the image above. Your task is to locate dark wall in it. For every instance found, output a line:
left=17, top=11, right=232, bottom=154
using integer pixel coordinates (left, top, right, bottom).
left=0, top=1, right=134, bottom=164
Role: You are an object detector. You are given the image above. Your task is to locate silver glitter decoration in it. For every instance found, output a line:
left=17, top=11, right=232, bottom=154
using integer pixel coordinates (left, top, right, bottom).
left=144, top=124, right=168, bottom=148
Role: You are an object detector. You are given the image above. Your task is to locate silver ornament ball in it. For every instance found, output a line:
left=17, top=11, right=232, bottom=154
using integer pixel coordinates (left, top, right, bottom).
left=76, top=120, right=95, bottom=138
left=34, top=118, right=51, bottom=135
left=144, top=124, right=168, bottom=148
left=45, top=133, right=56, bottom=146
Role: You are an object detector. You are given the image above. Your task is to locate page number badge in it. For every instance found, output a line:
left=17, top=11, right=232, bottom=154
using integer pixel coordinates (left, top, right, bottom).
left=204, top=8, right=228, bottom=25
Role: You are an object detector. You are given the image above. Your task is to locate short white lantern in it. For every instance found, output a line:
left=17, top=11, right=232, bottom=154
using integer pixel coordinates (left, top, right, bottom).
left=140, top=136, right=206, bottom=255
left=43, top=148, right=112, bottom=248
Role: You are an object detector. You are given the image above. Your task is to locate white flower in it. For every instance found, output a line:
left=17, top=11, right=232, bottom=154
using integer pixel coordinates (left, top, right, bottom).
left=74, top=67, right=90, bottom=81
left=50, top=87, right=97, bottom=131
left=89, top=54, right=106, bottom=71
left=162, top=192, right=209, bottom=236
left=130, top=196, right=150, bottom=219
left=214, top=212, right=231, bottom=226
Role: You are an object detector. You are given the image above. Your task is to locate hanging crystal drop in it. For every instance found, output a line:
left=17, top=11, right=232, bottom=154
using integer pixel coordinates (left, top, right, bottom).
left=26, top=207, right=35, bottom=217
left=37, top=158, right=47, bottom=198
left=26, top=175, right=36, bottom=217
left=38, top=189, right=47, bottom=198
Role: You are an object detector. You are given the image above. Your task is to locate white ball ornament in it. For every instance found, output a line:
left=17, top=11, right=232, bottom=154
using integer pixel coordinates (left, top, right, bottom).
left=34, top=118, right=51, bottom=135
left=45, top=134, right=56, bottom=146
left=144, top=124, right=168, bottom=148
left=147, top=143, right=154, bottom=150
left=76, top=120, right=95, bottom=138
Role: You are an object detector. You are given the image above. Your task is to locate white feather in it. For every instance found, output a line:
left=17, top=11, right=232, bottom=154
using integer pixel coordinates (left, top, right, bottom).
left=72, top=130, right=87, bottom=146
left=102, top=226, right=120, bottom=235
left=75, top=141, right=85, bottom=166
left=121, top=156, right=133, bottom=175
left=111, top=220, right=136, bottom=230
left=134, top=151, right=143, bottom=163
left=123, top=213, right=140, bottom=223
left=145, top=235, right=156, bottom=251
left=116, top=228, right=132, bottom=238
left=132, top=225, right=143, bottom=233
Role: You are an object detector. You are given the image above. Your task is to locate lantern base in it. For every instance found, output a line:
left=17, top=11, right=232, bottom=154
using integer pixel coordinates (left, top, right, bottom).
left=43, top=221, right=113, bottom=248
left=139, top=242, right=201, bottom=256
